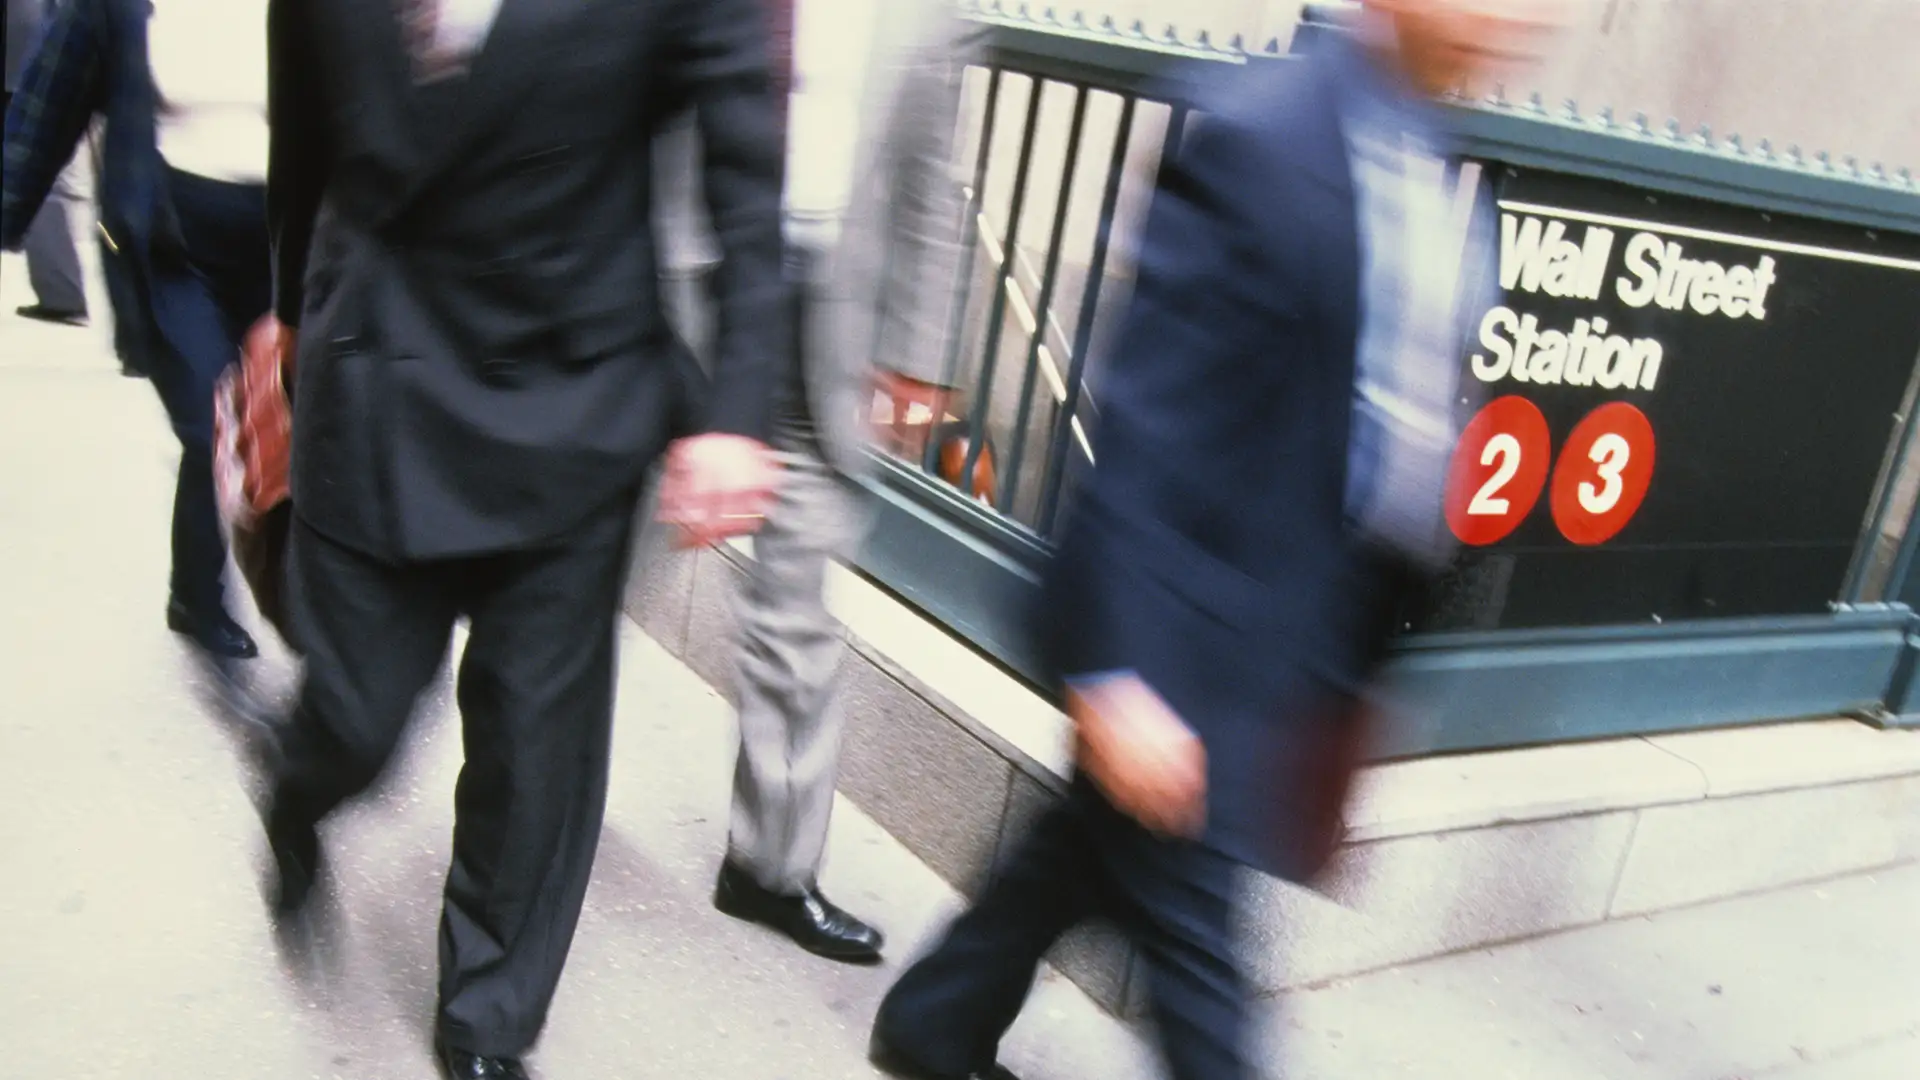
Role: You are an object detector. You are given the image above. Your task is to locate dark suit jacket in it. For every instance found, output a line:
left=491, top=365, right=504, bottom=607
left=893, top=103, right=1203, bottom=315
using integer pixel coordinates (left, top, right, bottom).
left=268, top=0, right=790, bottom=562
left=1042, top=45, right=1431, bottom=884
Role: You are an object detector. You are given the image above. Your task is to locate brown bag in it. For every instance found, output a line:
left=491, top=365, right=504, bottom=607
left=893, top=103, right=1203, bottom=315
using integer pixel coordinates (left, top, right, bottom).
left=213, top=316, right=297, bottom=642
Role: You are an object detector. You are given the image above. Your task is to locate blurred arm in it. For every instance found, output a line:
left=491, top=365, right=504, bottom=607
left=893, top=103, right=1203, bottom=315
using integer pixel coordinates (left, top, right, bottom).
left=266, top=0, right=331, bottom=328
left=2, top=0, right=103, bottom=251
left=671, top=0, right=790, bottom=442
left=863, top=18, right=978, bottom=389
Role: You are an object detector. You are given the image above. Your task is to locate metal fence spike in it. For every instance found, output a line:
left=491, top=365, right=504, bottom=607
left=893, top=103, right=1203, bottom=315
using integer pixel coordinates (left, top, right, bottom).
left=1130, top=18, right=1146, bottom=37
left=1197, top=29, right=1213, bottom=49
left=1562, top=98, right=1580, bottom=121
left=1100, top=14, right=1116, bottom=32
left=1757, top=137, right=1774, bottom=159
left=1164, top=23, right=1180, bottom=44
left=1632, top=111, right=1651, bottom=135
left=1229, top=32, right=1245, bottom=53
left=1844, top=155, right=1861, bottom=176
left=1527, top=91, right=1545, bottom=113
left=1871, top=163, right=1888, bottom=183
left=1816, top=150, right=1833, bottom=170
left=1901, top=167, right=1914, bottom=188
left=1264, top=36, right=1283, bottom=54
left=1693, top=122, right=1711, bottom=146
left=1596, top=106, right=1615, bottom=128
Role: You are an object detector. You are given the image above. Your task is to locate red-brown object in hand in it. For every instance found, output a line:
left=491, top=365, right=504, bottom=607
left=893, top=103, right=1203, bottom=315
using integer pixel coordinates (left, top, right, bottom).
left=213, top=315, right=294, bottom=528
left=213, top=315, right=297, bottom=643
left=1289, top=697, right=1374, bottom=884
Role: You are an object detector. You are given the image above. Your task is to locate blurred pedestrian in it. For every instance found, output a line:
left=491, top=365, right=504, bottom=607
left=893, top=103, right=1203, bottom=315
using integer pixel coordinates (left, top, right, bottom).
left=5, top=0, right=88, bottom=328
left=870, top=3, right=1560, bottom=1079
left=258, top=0, right=789, bottom=1076
left=3, top=0, right=270, bottom=661
left=704, top=0, right=977, bottom=965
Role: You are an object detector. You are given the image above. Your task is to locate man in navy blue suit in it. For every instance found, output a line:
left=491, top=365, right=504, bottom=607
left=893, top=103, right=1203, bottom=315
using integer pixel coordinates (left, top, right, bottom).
left=871, top=3, right=1562, bottom=1078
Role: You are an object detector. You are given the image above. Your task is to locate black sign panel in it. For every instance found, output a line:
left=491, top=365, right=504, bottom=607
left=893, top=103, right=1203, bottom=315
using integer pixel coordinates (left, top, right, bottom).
left=1405, top=165, right=1920, bottom=633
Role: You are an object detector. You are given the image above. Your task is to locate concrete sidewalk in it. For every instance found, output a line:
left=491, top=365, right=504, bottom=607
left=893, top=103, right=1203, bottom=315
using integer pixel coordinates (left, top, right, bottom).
left=3, top=251, right=1917, bottom=1080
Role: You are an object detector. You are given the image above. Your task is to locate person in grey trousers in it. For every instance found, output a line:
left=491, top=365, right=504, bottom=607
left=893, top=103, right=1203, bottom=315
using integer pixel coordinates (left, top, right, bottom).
left=4, top=0, right=88, bottom=326
left=661, top=1, right=978, bottom=963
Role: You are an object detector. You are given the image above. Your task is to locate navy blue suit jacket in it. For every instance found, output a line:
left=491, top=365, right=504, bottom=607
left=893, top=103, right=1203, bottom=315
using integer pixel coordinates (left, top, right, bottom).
left=3, top=0, right=169, bottom=357
left=1042, top=47, right=1416, bottom=883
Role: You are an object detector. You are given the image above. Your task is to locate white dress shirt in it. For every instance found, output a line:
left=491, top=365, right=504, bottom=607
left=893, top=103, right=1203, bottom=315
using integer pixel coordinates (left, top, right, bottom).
left=149, top=0, right=273, bottom=183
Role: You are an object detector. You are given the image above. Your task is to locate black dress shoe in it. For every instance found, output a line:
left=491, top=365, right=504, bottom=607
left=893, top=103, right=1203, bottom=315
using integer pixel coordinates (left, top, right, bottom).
left=167, top=599, right=260, bottom=660
left=869, top=1031, right=1019, bottom=1080
left=16, top=304, right=88, bottom=327
left=713, top=859, right=885, bottom=964
left=437, top=1041, right=531, bottom=1079
left=264, top=803, right=321, bottom=915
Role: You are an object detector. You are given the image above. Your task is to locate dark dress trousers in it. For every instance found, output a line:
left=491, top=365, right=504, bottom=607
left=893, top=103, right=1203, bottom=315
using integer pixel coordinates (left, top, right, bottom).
left=264, top=0, right=788, bottom=1058
left=877, top=43, right=1433, bottom=1080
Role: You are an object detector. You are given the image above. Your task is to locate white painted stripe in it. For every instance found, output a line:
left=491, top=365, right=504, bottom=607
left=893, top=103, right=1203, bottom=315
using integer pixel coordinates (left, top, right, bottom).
left=1497, top=200, right=1920, bottom=273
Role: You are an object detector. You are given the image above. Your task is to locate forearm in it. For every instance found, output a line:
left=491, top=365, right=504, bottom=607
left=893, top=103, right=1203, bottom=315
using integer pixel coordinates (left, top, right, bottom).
left=680, top=0, right=790, bottom=442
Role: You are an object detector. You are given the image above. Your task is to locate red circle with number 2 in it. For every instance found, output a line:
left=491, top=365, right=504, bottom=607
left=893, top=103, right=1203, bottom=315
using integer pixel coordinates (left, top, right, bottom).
left=1552, top=402, right=1656, bottom=546
left=1445, top=396, right=1552, bottom=546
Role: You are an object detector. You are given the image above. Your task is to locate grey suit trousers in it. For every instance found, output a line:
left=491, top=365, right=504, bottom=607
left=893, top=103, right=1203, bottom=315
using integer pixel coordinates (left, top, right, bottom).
left=725, top=418, right=870, bottom=893
left=21, top=166, right=87, bottom=316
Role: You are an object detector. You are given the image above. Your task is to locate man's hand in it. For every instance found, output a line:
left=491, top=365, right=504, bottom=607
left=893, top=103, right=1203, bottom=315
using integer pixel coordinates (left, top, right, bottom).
left=656, top=434, right=780, bottom=549
left=263, top=315, right=298, bottom=378
left=1068, top=675, right=1208, bottom=840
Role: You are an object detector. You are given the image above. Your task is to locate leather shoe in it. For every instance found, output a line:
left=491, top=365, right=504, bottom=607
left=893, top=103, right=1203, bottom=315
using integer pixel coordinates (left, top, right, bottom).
left=713, top=859, right=885, bottom=964
left=870, top=1031, right=1019, bottom=1080
left=264, top=803, right=321, bottom=915
left=168, top=599, right=260, bottom=660
left=437, top=1041, right=530, bottom=1079
left=16, top=304, right=88, bottom=327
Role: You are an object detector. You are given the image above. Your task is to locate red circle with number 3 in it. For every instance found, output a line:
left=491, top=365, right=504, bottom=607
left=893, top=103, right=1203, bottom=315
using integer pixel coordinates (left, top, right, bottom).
left=1551, top=402, right=1656, bottom=546
left=1445, top=396, right=1552, bottom=546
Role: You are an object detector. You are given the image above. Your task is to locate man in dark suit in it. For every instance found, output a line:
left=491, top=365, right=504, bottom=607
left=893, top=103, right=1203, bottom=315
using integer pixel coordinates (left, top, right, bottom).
left=261, top=2, right=788, bottom=1077
left=870, top=3, right=1559, bottom=1079
left=4, top=0, right=89, bottom=327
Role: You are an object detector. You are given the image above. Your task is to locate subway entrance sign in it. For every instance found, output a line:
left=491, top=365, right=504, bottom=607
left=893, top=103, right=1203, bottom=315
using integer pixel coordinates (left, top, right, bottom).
left=1406, top=165, right=1920, bottom=633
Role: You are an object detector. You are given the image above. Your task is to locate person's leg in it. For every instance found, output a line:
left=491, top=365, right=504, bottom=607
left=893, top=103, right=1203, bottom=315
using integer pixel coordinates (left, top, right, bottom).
left=145, top=264, right=239, bottom=638
left=433, top=497, right=636, bottom=1059
left=267, top=515, right=460, bottom=908
left=726, top=444, right=869, bottom=891
left=20, top=168, right=89, bottom=321
left=874, top=781, right=1111, bottom=1077
left=145, top=169, right=268, bottom=654
left=1093, top=795, right=1253, bottom=1080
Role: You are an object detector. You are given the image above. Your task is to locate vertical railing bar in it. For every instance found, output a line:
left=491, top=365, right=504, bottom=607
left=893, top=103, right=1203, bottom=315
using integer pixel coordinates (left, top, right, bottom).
left=959, top=78, right=1048, bottom=494
left=921, top=65, right=1006, bottom=475
left=1000, top=83, right=1091, bottom=515
left=1852, top=342, right=1920, bottom=601
left=1037, top=92, right=1140, bottom=536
